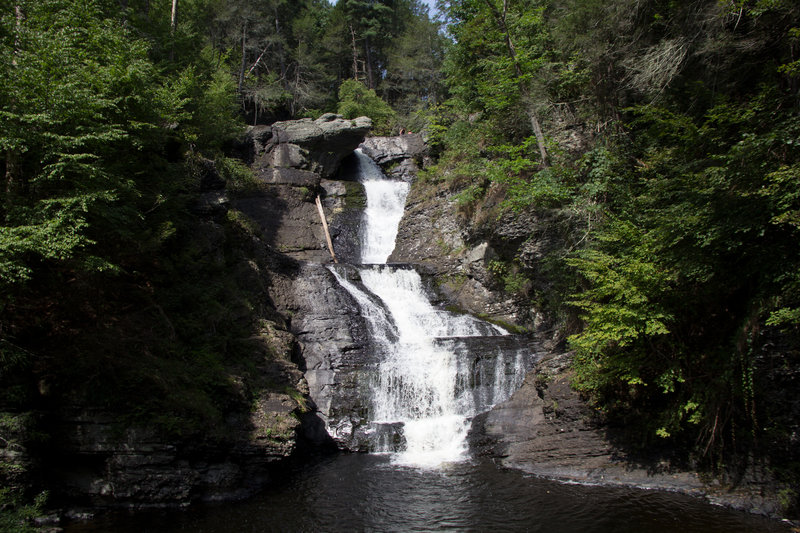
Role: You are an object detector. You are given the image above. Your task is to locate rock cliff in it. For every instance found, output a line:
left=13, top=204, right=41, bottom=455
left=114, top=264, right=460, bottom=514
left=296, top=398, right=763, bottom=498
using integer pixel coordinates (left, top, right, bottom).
left=14, top=114, right=376, bottom=510
left=233, top=114, right=371, bottom=263
left=469, top=350, right=788, bottom=518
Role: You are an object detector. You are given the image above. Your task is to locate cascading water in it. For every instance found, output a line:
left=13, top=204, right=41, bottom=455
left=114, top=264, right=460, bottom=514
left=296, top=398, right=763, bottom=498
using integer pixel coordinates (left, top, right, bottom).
left=356, top=149, right=410, bottom=264
left=329, top=149, right=527, bottom=467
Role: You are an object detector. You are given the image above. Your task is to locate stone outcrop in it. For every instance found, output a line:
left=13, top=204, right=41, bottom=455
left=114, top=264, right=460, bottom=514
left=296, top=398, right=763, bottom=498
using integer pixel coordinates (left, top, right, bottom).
left=359, top=134, right=427, bottom=182
left=41, top=303, right=310, bottom=509
left=275, top=263, right=376, bottom=451
left=383, top=146, right=791, bottom=519
left=389, top=180, right=532, bottom=330
left=41, top=231, right=313, bottom=508
left=470, top=351, right=788, bottom=518
left=243, top=113, right=373, bottom=184
left=50, top=390, right=301, bottom=507
left=228, top=116, right=377, bottom=450
left=233, top=114, right=371, bottom=263
left=359, top=134, right=426, bottom=164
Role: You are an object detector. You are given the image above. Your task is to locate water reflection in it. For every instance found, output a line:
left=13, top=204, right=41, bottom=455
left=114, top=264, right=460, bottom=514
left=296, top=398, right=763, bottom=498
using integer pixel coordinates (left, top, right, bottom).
left=65, top=454, right=790, bottom=533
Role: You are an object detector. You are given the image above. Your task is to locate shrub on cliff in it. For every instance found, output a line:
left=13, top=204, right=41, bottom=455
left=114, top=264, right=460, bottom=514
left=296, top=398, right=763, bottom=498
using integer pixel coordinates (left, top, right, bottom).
left=337, top=79, right=396, bottom=135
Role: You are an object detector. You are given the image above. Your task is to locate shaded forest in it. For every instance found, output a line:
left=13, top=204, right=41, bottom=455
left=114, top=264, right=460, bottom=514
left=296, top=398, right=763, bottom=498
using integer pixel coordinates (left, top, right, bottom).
left=2, top=0, right=800, bottom=524
left=434, top=0, right=800, bottom=512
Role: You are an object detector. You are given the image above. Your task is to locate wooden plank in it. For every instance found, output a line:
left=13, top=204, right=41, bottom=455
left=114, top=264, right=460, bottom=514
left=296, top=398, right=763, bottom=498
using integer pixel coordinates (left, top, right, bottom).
left=315, top=195, right=338, bottom=263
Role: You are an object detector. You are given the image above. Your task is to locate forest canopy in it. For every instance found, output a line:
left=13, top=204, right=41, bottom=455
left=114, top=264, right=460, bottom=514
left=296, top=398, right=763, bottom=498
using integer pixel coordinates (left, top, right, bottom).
left=1, top=0, right=800, bottom=518
left=0, top=0, right=446, bottom=455
left=434, top=0, right=800, bottom=475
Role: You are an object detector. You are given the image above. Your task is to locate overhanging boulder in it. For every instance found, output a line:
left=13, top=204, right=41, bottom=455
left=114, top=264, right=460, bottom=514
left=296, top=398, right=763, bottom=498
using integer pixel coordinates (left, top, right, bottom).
left=359, top=134, right=426, bottom=166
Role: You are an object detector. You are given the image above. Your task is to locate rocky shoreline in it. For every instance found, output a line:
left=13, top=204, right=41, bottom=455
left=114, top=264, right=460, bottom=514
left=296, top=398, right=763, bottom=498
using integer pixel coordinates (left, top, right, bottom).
left=470, top=351, right=795, bottom=522
left=382, top=144, right=797, bottom=525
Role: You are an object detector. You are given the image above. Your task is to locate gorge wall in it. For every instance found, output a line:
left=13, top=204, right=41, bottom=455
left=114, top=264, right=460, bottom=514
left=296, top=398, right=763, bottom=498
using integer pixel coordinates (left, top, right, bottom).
left=8, top=114, right=789, bottom=521
left=2, top=115, right=376, bottom=510
left=377, top=137, right=790, bottom=519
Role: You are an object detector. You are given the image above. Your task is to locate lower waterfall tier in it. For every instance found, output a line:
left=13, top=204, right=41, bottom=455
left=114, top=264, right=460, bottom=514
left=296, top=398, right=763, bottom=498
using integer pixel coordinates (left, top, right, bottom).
left=325, top=262, right=537, bottom=465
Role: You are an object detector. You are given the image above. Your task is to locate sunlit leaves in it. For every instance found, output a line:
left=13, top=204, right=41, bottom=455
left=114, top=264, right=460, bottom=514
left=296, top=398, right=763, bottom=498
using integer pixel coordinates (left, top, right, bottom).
left=337, top=79, right=395, bottom=134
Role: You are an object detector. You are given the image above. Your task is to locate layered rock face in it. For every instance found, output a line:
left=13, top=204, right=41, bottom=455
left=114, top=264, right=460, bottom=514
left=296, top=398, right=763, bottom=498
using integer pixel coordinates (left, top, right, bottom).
left=45, top=233, right=312, bottom=507
left=35, top=115, right=375, bottom=509
left=51, top=391, right=302, bottom=506
left=359, top=134, right=426, bottom=182
left=232, top=117, right=378, bottom=451
left=252, top=134, right=430, bottom=451
left=278, top=263, right=377, bottom=451
left=389, top=185, right=535, bottom=330
left=234, top=114, right=371, bottom=263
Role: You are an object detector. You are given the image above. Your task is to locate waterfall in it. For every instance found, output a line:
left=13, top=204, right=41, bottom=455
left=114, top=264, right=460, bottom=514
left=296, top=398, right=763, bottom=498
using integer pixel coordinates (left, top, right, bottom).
left=355, top=149, right=410, bottom=264
left=328, top=149, right=528, bottom=467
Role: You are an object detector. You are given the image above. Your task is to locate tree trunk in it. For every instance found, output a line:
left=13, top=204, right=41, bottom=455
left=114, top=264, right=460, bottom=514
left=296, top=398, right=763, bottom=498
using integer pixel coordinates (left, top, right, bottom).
left=274, top=8, right=289, bottom=91
left=170, top=0, right=178, bottom=31
left=350, top=25, right=360, bottom=80
left=238, top=21, right=247, bottom=93
left=6, top=5, right=23, bottom=216
left=527, top=104, right=549, bottom=167
left=12, top=4, right=22, bottom=66
left=118, top=0, right=128, bottom=26
left=484, top=0, right=549, bottom=167
left=4, top=149, right=19, bottom=220
left=169, top=0, right=177, bottom=61
left=364, top=35, right=374, bottom=90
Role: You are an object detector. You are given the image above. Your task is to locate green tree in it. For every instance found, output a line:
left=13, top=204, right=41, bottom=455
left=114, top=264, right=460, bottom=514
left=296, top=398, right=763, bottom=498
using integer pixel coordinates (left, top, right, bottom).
left=339, top=0, right=394, bottom=89
left=382, top=2, right=447, bottom=118
left=443, top=0, right=554, bottom=164
left=337, top=79, right=395, bottom=133
left=439, top=0, right=800, bottom=471
left=1, top=0, right=171, bottom=286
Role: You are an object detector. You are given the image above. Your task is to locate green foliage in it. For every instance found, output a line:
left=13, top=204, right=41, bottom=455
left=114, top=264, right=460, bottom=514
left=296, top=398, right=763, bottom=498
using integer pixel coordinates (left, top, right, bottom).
left=337, top=79, right=395, bottom=134
left=487, top=139, right=574, bottom=210
left=0, top=489, right=47, bottom=533
left=487, top=259, right=529, bottom=295
left=440, top=0, right=800, bottom=465
left=382, top=4, right=447, bottom=118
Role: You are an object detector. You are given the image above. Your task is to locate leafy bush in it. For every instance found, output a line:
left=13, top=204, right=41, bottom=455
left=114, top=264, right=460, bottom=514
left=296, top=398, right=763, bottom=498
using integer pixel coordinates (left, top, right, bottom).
left=337, top=79, right=395, bottom=134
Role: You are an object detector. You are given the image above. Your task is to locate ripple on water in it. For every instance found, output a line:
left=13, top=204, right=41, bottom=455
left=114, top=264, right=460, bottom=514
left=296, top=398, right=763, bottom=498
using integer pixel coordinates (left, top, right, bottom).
left=64, top=454, right=791, bottom=533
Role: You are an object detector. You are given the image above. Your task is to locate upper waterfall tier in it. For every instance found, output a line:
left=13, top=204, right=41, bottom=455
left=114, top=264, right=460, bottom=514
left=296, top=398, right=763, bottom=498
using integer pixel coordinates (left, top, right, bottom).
left=354, top=149, right=410, bottom=264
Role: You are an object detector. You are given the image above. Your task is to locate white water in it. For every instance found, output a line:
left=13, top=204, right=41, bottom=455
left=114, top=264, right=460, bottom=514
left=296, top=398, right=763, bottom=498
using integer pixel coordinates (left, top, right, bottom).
left=355, top=149, right=410, bottom=264
left=330, top=150, right=524, bottom=468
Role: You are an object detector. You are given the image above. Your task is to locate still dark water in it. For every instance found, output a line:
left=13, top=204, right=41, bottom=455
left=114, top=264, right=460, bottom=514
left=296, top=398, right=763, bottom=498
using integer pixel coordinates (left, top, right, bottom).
left=65, top=454, right=790, bottom=533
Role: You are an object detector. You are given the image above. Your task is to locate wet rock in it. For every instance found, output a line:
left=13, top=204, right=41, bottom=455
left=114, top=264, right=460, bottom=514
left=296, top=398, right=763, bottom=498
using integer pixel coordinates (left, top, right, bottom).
left=389, top=181, right=522, bottom=328
left=321, top=177, right=365, bottom=264
left=470, top=351, right=788, bottom=518
left=279, top=263, right=376, bottom=451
